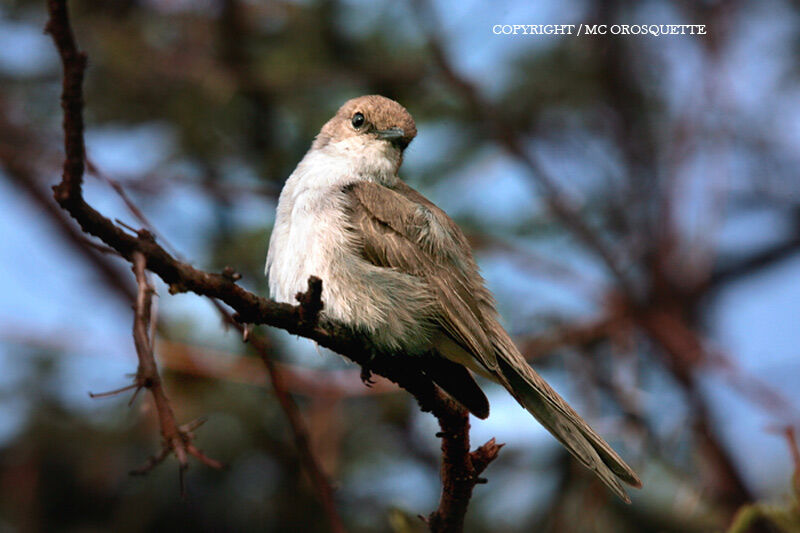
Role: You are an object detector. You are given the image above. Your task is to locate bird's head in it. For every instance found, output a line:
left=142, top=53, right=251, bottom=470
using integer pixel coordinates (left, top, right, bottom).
left=312, top=95, right=417, bottom=159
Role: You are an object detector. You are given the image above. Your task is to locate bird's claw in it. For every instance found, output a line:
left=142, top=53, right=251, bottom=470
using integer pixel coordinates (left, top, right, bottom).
left=360, top=366, right=375, bottom=387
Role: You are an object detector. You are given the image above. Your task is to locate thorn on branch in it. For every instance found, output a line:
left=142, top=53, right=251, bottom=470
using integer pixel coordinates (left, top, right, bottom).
left=88, top=383, right=138, bottom=399
left=295, top=276, right=323, bottom=325
left=87, top=377, right=145, bottom=407
left=222, top=266, right=242, bottom=282
left=136, top=228, right=155, bottom=242
left=114, top=220, right=156, bottom=244
left=79, top=235, right=120, bottom=256
left=182, top=416, right=209, bottom=433
left=129, top=447, right=170, bottom=477
left=128, top=384, right=145, bottom=406
left=168, top=282, right=188, bottom=295
left=470, top=438, right=504, bottom=476
left=85, top=156, right=186, bottom=256
left=114, top=218, right=139, bottom=235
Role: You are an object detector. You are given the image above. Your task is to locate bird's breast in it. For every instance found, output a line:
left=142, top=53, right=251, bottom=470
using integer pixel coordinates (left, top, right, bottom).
left=267, top=185, right=353, bottom=307
left=265, top=151, right=436, bottom=353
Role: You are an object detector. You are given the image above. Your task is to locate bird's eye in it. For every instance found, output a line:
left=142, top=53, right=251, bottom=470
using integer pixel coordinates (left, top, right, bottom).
left=351, top=112, right=365, bottom=129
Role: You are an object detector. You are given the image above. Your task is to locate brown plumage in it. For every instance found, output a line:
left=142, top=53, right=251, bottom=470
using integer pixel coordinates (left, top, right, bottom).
left=266, top=95, right=642, bottom=502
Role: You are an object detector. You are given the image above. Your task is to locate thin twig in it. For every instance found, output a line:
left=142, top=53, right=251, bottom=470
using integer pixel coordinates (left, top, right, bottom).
left=128, top=251, right=224, bottom=485
left=85, top=157, right=181, bottom=258
left=88, top=383, right=138, bottom=398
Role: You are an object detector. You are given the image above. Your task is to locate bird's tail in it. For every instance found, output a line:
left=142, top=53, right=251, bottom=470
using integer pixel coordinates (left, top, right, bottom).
left=492, top=333, right=642, bottom=502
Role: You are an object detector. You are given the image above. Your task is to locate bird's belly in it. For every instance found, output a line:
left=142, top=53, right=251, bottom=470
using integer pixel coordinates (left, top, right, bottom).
left=267, top=190, right=434, bottom=354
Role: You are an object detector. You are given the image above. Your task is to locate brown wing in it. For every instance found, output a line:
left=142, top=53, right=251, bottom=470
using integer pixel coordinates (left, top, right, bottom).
left=342, top=180, right=497, bottom=373
left=343, top=182, right=642, bottom=497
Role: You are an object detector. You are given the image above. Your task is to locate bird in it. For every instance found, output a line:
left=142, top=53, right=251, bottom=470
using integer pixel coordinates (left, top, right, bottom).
left=265, top=94, right=642, bottom=502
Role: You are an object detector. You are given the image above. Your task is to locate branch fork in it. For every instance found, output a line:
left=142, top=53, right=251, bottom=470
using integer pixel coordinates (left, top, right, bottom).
left=128, top=252, right=224, bottom=486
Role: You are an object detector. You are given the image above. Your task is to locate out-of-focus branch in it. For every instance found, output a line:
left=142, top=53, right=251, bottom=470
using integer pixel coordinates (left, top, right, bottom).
left=468, top=232, right=602, bottom=298
left=156, top=336, right=396, bottom=396
left=211, top=299, right=345, bottom=533
left=0, top=324, right=397, bottom=398
left=634, top=309, right=756, bottom=512
left=218, top=0, right=281, bottom=181
left=86, top=157, right=181, bottom=258
left=0, top=110, right=135, bottom=303
left=703, top=228, right=800, bottom=294
left=408, top=1, right=783, bottom=525
left=410, top=0, right=635, bottom=297
left=519, top=318, right=615, bottom=361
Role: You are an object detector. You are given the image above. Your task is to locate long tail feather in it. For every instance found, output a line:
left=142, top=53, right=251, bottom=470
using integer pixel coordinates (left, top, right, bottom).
left=493, top=336, right=641, bottom=502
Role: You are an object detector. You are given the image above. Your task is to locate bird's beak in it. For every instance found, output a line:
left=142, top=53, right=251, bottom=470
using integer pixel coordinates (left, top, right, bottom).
left=375, top=127, right=405, bottom=142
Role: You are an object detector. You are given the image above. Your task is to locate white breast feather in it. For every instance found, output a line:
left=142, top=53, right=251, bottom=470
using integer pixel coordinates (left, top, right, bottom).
left=266, top=141, right=434, bottom=353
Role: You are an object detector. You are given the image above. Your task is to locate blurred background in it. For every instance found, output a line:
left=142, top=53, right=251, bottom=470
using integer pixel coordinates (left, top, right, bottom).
left=1, top=0, right=800, bottom=531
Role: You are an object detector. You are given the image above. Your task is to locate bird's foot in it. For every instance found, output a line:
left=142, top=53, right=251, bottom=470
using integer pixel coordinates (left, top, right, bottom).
left=360, top=366, right=375, bottom=387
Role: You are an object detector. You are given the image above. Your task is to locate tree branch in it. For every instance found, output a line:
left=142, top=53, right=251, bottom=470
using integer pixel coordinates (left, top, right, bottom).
left=126, top=251, right=223, bottom=486
left=44, top=1, right=498, bottom=529
left=427, top=401, right=503, bottom=533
